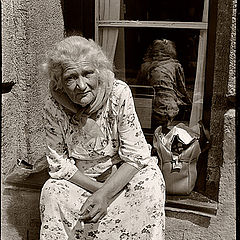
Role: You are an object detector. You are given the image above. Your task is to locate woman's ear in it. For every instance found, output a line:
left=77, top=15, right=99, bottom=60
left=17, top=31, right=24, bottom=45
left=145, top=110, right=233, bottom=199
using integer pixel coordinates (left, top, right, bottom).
left=53, top=74, right=63, bottom=90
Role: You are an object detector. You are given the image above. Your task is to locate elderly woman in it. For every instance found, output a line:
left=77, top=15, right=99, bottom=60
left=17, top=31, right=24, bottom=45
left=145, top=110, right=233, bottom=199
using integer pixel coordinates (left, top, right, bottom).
left=40, top=36, right=165, bottom=240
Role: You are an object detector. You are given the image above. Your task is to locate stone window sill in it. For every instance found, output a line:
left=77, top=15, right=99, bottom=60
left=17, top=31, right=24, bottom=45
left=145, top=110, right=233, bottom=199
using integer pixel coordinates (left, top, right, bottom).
left=165, top=191, right=218, bottom=218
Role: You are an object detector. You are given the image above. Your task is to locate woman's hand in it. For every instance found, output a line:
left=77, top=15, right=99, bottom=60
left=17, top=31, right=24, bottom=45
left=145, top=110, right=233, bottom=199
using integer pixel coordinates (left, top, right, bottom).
left=79, top=189, right=110, bottom=223
left=79, top=165, right=118, bottom=223
left=79, top=163, right=138, bottom=223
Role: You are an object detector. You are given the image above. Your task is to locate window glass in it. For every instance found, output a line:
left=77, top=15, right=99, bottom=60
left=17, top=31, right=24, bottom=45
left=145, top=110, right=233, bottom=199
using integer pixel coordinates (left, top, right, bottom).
left=123, top=0, right=204, bottom=22
left=63, top=0, right=94, bottom=38
left=114, top=28, right=200, bottom=128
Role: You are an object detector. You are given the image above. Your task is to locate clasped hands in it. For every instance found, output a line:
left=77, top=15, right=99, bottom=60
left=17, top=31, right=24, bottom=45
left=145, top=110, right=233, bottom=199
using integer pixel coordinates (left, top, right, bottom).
left=79, top=165, right=118, bottom=223
left=79, top=189, right=110, bottom=223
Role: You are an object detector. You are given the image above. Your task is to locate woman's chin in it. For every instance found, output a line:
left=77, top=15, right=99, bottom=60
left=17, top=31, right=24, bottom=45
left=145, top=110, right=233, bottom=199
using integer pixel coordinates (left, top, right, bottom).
left=79, top=102, right=89, bottom=107
left=73, top=97, right=91, bottom=107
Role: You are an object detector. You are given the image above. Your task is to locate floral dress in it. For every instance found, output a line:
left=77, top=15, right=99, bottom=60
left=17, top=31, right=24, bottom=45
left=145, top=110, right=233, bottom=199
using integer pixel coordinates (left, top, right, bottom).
left=40, top=79, right=165, bottom=240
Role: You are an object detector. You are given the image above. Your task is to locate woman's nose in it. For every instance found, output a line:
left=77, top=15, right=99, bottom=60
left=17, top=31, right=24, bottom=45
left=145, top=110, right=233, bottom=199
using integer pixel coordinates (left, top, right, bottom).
left=75, top=77, right=87, bottom=90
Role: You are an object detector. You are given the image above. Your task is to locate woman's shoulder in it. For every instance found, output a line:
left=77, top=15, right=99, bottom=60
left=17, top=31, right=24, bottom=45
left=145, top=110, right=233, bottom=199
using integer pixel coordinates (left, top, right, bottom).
left=107, top=79, right=133, bottom=114
left=111, top=79, right=131, bottom=98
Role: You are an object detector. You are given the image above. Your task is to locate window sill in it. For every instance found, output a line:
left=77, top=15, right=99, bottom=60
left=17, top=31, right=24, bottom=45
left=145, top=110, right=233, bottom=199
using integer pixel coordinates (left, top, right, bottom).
left=165, top=191, right=218, bottom=218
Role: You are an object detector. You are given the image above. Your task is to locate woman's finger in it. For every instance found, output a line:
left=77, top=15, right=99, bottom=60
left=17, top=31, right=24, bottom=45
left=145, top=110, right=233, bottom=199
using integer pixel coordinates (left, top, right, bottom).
left=89, top=211, right=106, bottom=223
left=79, top=198, right=92, bottom=215
left=79, top=204, right=99, bottom=221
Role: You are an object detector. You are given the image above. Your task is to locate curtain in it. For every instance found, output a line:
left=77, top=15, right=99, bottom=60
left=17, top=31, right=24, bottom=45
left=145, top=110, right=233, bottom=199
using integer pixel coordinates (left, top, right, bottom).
left=189, top=30, right=207, bottom=128
left=189, top=0, right=209, bottom=127
left=99, top=0, right=120, bottom=63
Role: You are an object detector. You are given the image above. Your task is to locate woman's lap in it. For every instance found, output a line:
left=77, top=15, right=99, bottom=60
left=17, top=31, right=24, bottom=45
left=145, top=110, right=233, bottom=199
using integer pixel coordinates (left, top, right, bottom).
left=40, top=162, right=165, bottom=240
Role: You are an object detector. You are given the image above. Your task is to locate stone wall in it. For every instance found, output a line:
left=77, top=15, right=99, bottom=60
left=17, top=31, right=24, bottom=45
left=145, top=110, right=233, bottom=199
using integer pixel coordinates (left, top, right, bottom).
left=1, top=0, right=64, bottom=239
left=205, top=0, right=235, bottom=201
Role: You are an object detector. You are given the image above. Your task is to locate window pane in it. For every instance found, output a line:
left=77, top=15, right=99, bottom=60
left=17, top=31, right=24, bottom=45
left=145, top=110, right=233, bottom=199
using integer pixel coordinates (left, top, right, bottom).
left=122, top=0, right=204, bottom=22
left=114, top=28, right=200, bottom=128
left=63, top=0, right=94, bottom=38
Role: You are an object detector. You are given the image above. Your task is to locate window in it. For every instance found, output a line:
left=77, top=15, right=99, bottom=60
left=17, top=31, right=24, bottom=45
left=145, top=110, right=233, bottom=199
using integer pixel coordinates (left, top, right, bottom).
left=94, top=0, right=217, bottom=216
left=95, top=0, right=209, bottom=131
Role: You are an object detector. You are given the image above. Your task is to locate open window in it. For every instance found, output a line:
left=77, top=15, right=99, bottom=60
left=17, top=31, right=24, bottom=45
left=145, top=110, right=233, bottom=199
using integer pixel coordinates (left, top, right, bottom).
left=95, top=0, right=209, bottom=130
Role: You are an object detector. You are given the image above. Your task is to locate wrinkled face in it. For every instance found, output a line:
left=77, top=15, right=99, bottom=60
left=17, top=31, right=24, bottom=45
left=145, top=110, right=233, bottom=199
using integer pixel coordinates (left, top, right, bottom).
left=62, top=59, right=99, bottom=107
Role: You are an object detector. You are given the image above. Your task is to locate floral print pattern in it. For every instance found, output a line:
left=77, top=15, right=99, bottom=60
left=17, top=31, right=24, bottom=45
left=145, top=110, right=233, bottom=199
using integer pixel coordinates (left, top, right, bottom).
left=40, top=80, right=165, bottom=239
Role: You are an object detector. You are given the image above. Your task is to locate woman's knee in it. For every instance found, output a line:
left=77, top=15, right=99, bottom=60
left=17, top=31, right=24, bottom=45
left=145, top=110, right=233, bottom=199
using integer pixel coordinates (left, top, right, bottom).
left=135, top=164, right=165, bottom=192
left=40, top=179, right=67, bottom=203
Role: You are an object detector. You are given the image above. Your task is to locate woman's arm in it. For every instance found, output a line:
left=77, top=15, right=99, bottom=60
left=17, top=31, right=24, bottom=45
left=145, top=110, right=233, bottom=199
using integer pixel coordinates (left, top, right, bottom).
left=44, top=98, right=103, bottom=193
left=79, top=83, right=151, bottom=222
left=69, top=170, right=103, bottom=193
left=79, top=162, right=138, bottom=223
left=100, top=162, right=138, bottom=197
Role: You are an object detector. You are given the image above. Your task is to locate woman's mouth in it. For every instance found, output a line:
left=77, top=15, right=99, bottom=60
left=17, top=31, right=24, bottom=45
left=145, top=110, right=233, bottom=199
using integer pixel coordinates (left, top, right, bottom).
left=76, top=91, right=90, bottom=96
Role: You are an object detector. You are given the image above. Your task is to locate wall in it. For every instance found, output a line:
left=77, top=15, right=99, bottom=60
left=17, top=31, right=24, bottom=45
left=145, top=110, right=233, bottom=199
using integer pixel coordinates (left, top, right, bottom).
left=165, top=0, right=236, bottom=239
left=1, top=0, right=64, bottom=239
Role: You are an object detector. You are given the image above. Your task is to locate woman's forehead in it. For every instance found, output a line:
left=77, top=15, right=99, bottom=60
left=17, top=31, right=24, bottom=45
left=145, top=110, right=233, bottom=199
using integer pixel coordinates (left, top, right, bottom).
left=63, top=58, right=95, bottom=71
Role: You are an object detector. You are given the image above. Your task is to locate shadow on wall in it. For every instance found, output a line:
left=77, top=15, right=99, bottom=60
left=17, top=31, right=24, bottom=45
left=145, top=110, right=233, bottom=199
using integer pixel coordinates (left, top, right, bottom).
left=166, top=211, right=211, bottom=228
left=2, top=169, right=49, bottom=240
left=3, top=188, right=41, bottom=240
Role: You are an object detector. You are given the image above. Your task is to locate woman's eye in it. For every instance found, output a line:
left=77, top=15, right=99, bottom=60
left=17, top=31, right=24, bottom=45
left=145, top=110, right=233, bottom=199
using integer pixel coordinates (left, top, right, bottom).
left=83, top=70, right=94, bottom=78
left=65, top=75, right=78, bottom=85
left=66, top=75, right=77, bottom=81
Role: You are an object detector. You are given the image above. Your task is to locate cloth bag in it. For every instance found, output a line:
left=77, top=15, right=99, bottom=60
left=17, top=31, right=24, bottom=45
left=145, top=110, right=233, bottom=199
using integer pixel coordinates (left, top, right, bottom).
left=153, top=123, right=202, bottom=195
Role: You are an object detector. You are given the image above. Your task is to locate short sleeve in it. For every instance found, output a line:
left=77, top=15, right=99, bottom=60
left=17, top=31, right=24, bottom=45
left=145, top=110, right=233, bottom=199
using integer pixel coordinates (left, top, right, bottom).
left=117, top=84, right=151, bottom=170
left=44, top=97, right=78, bottom=180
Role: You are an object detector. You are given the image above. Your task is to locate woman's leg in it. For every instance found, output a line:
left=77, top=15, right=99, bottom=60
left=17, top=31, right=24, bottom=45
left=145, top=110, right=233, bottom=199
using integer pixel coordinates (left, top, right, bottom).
left=39, top=160, right=165, bottom=240
left=39, top=179, right=90, bottom=240
left=92, top=159, right=166, bottom=239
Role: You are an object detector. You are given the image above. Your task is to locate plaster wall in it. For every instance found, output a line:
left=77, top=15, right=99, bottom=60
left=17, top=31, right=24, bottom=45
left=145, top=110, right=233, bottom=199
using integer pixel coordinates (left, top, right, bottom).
left=1, top=0, right=64, bottom=239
